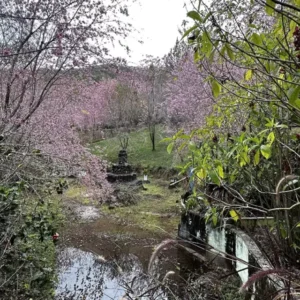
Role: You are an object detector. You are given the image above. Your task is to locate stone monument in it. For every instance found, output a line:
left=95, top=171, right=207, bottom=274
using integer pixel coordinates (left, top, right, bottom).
left=107, top=136, right=137, bottom=182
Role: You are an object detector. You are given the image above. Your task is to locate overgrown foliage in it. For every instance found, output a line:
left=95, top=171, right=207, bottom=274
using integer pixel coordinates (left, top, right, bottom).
left=166, top=0, right=300, bottom=294
left=0, top=182, right=63, bottom=299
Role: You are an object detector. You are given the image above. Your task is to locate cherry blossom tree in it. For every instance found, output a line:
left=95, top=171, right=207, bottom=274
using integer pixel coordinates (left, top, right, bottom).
left=166, top=51, right=213, bottom=130
left=0, top=0, right=133, bottom=193
left=0, top=1, right=134, bottom=291
left=143, top=59, right=167, bottom=151
left=114, top=62, right=167, bottom=151
left=108, top=70, right=149, bottom=130
left=71, top=78, right=118, bottom=134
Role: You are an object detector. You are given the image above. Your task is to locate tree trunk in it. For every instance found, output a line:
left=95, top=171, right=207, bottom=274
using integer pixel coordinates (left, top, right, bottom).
left=149, top=124, right=156, bottom=151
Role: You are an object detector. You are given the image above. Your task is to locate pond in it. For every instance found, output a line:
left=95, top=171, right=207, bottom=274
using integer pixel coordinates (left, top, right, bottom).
left=55, top=215, right=204, bottom=300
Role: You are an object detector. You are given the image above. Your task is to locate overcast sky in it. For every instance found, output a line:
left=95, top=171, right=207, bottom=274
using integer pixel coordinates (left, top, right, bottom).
left=111, top=0, right=189, bottom=65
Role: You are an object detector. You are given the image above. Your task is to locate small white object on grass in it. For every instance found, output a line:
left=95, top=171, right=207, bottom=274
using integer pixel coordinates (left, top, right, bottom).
left=95, top=255, right=106, bottom=263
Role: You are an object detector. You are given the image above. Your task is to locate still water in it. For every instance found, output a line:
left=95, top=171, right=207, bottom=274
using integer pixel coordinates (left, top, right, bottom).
left=55, top=215, right=204, bottom=300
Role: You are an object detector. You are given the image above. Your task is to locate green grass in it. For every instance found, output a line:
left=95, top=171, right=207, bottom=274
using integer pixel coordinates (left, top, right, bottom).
left=89, top=126, right=176, bottom=169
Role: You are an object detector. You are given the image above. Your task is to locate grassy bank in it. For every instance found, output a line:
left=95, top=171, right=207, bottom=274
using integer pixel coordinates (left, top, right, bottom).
left=89, top=126, right=178, bottom=169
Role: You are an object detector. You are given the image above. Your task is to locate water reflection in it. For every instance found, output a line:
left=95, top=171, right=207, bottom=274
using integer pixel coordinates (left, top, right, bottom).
left=55, top=242, right=205, bottom=300
left=56, top=247, right=126, bottom=299
left=56, top=247, right=179, bottom=300
left=55, top=215, right=206, bottom=299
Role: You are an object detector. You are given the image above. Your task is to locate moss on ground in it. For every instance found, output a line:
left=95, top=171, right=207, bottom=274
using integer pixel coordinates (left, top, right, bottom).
left=61, top=176, right=184, bottom=235
left=64, top=184, right=96, bottom=206
left=65, top=185, right=86, bottom=198
left=102, top=178, right=183, bottom=234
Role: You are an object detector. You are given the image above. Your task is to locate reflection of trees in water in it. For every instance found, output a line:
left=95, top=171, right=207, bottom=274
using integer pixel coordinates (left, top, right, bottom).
left=56, top=240, right=244, bottom=299
left=55, top=247, right=180, bottom=300
left=56, top=248, right=107, bottom=299
left=56, top=248, right=204, bottom=300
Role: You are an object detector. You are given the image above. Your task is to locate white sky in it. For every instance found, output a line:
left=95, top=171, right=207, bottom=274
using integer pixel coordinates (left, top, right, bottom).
left=111, top=0, right=189, bottom=65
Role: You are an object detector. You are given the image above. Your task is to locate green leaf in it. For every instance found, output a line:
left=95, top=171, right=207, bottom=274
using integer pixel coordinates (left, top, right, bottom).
left=229, top=173, right=236, bottom=184
left=194, top=48, right=201, bottom=61
left=181, top=24, right=198, bottom=40
left=244, top=69, right=253, bottom=81
left=280, top=227, right=287, bottom=238
left=288, top=85, right=300, bottom=106
left=249, top=24, right=258, bottom=29
left=167, top=142, right=174, bottom=154
left=188, top=141, right=197, bottom=151
left=296, top=222, right=300, bottom=228
left=265, top=0, right=275, bottom=15
left=254, top=150, right=260, bottom=166
left=220, top=44, right=226, bottom=57
left=160, top=137, right=173, bottom=143
left=174, top=129, right=184, bottom=138
left=212, top=213, right=218, bottom=226
left=187, top=11, right=203, bottom=22
left=217, top=165, right=224, bottom=178
left=267, top=132, right=275, bottom=144
left=265, top=118, right=274, bottom=128
left=202, top=31, right=213, bottom=57
left=289, top=20, right=297, bottom=38
left=197, top=168, right=206, bottom=179
left=251, top=33, right=263, bottom=46
left=178, top=134, right=190, bottom=139
left=203, top=11, right=212, bottom=23
left=260, top=144, right=272, bottom=159
left=178, top=141, right=188, bottom=152
left=239, top=151, right=250, bottom=167
left=225, top=43, right=234, bottom=60
left=209, top=171, right=220, bottom=186
left=293, top=99, right=300, bottom=110
left=212, top=80, right=221, bottom=98
left=229, top=210, right=239, bottom=222
left=208, top=47, right=216, bottom=63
